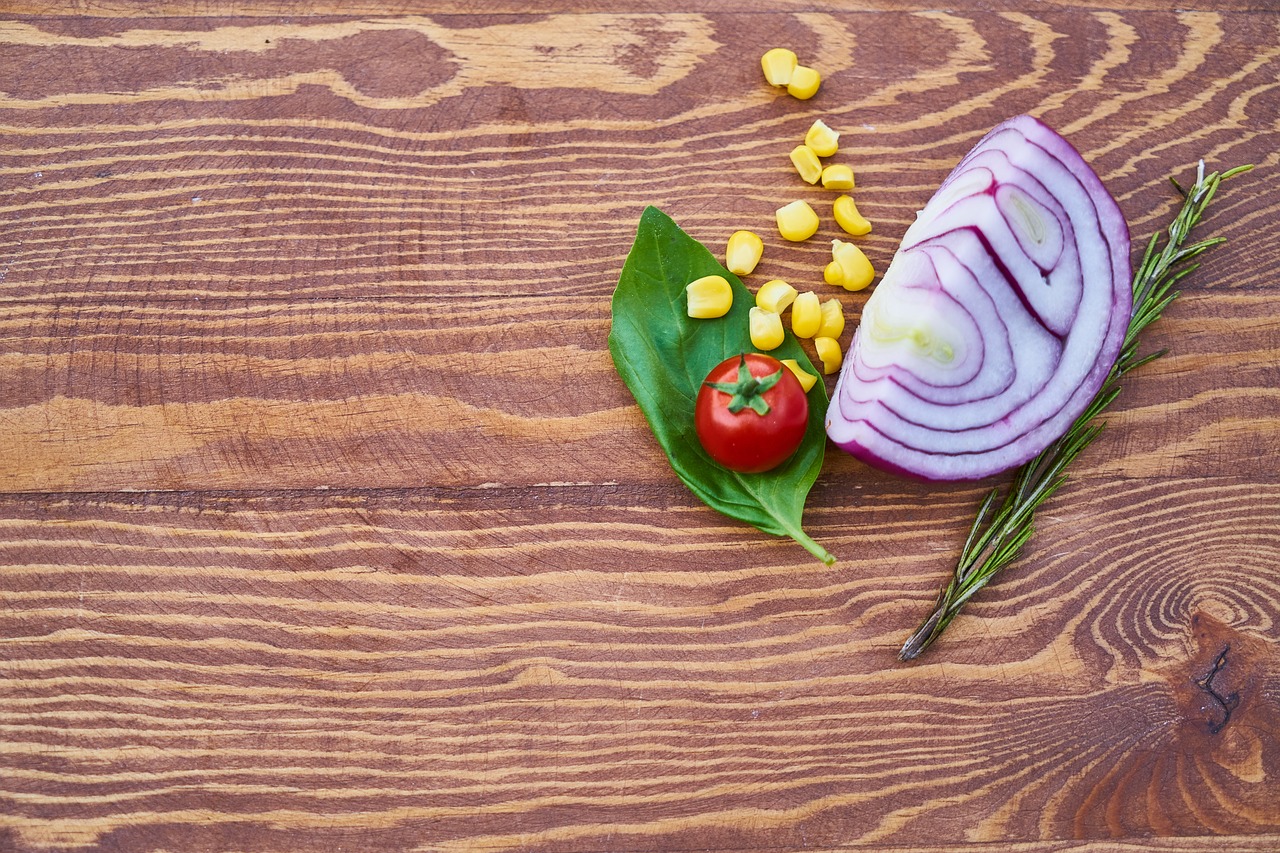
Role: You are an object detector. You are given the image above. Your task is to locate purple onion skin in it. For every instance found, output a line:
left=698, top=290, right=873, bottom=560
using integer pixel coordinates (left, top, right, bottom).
left=826, top=115, right=1131, bottom=481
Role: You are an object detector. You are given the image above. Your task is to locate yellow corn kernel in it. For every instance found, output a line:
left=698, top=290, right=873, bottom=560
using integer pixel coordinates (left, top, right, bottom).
left=725, top=230, right=764, bottom=276
left=787, top=65, right=821, bottom=100
left=761, top=48, right=798, bottom=87
left=685, top=275, right=733, bottom=318
left=821, top=164, right=855, bottom=191
left=805, top=120, right=839, bottom=157
left=780, top=358, right=818, bottom=393
left=756, top=279, right=798, bottom=314
left=791, top=291, right=822, bottom=338
left=833, top=194, right=872, bottom=236
left=817, top=298, right=845, bottom=338
left=831, top=239, right=875, bottom=291
left=823, top=261, right=845, bottom=287
left=790, top=145, right=822, bottom=185
left=749, top=307, right=785, bottom=351
left=814, top=336, right=843, bottom=374
left=776, top=200, right=820, bottom=242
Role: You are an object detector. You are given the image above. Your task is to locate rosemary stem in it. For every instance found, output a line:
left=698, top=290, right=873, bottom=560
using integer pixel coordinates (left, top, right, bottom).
left=898, top=161, right=1251, bottom=662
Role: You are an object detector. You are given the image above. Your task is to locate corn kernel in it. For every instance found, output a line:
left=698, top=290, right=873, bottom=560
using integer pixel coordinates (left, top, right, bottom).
left=821, top=164, right=855, bottom=191
left=790, top=145, right=822, bottom=185
left=817, top=298, right=845, bottom=338
left=776, top=200, right=820, bottom=242
left=823, top=261, right=844, bottom=287
left=749, top=307, right=785, bottom=351
left=791, top=291, right=821, bottom=338
left=761, top=48, right=798, bottom=87
left=725, top=230, right=763, bottom=276
left=685, top=274, right=733, bottom=318
left=805, top=120, right=839, bottom=157
left=833, top=195, right=872, bottom=236
left=787, top=65, right=821, bottom=100
left=831, top=239, right=875, bottom=291
left=780, top=358, right=818, bottom=393
left=756, top=279, right=798, bottom=314
left=814, top=336, right=843, bottom=374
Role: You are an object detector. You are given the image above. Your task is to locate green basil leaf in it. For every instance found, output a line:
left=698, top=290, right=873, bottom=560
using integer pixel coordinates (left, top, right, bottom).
left=608, top=206, right=835, bottom=565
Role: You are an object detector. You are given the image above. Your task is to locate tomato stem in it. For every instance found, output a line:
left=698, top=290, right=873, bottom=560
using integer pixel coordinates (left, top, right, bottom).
left=704, top=354, right=782, bottom=416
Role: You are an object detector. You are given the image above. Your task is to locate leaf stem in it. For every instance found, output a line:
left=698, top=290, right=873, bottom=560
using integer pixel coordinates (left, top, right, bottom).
left=898, top=161, right=1252, bottom=662
left=797, top=533, right=837, bottom=567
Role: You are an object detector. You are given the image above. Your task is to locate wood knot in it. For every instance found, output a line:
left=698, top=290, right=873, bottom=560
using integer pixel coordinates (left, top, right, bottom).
left=1193, top=644, right=1239, bottom=735
left=1168, top=611, right=1270, bottom=740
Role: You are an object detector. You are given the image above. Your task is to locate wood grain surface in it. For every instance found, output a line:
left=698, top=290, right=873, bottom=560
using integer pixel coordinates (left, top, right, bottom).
left=1, top=3, right=1278, bottom=851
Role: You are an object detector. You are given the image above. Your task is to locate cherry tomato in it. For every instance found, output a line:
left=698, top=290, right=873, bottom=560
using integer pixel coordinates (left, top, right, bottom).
left=695, top=354, right=809, bottom=473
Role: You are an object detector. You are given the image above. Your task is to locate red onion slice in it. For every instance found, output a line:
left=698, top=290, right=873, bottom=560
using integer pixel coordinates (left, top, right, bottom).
left=826, top=115, right=1131, bottom=481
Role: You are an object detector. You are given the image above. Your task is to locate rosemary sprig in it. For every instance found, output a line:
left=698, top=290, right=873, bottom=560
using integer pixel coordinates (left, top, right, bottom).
left=898, top=160, right=1253, bottom=662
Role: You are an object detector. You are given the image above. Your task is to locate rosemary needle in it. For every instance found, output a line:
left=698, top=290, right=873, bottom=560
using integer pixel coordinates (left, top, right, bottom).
left=898, top=161, right=1253, bottom=662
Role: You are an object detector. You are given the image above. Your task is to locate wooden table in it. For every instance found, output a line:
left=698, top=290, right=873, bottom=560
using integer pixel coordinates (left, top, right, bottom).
left=2, top=1, right=1277, bottom=850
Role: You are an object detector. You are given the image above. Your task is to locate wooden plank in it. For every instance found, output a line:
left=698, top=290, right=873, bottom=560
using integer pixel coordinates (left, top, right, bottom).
left=1, top=12, right=1275, bottom=302
left=2, top=1, right=1277, bottom=16
left=0, top=291, right=1276, bottom=492
left=0, top=483, right=1277, bottom=850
